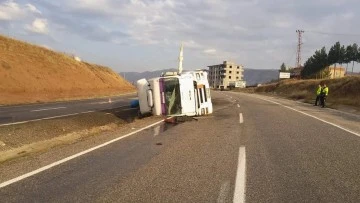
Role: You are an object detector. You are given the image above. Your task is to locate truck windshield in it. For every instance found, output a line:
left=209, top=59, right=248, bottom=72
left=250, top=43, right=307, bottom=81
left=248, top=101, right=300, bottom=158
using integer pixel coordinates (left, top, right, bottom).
left=164, top=78, right=182, bottom=115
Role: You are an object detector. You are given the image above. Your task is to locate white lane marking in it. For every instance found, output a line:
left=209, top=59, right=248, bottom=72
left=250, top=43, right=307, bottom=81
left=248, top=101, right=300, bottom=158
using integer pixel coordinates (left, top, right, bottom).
left=239, top=113, right=244, bottom=124
left=90, top=101, right=109, bottom=105
left=0, top=119, right=165, bottom=188
left=217, top=181, right=230, bottom=203
left=0, top=111, right=94, bottom=127
left=237, top=104, right=240, bottom=108
left=30, top=107, right=66, bottom=112
left=0, top=106, right=129, bottom=127
left=233, top=147, right=246, bottom=203
left=0, top=92, right=137, bottom=109
left=90, top=99, right=125, bottom=105
left=255, top=96, right=360, bottom=137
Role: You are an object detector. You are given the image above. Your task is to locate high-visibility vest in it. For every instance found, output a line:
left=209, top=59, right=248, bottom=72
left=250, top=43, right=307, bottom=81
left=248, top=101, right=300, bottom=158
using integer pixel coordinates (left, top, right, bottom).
left=322, top=87, right=329, bottom=96
left=316, top=86, right=322, bottom=95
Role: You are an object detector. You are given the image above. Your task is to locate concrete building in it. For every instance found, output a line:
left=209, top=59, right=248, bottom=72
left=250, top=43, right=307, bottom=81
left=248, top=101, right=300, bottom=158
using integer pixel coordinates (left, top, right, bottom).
left=207, top=61, right=244, bottom=89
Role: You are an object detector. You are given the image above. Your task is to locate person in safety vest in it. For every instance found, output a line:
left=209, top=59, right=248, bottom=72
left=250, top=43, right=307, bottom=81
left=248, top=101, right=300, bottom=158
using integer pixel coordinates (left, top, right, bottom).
left=320, top=83, right=329, bottom=108
left=314, top=84, right=322, bottom=106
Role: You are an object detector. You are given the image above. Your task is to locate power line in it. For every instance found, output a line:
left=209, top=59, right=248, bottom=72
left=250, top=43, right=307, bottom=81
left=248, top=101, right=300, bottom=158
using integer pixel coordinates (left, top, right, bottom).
left=286, top=48, right=297, bottom=67
left=306, top=30, right=360, bottom=37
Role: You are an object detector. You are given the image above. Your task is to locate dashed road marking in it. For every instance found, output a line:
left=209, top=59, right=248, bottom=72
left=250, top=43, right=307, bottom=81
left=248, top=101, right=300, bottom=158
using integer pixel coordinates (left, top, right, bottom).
left=237, top=104, right=240, bottom=108
left=0, top=111, right=95, bottom=127
left=30, top=107, right=66, bottom=112
left=90, top=101, right=110, bottom=105
left=239, top=113, right=244, bottom=124
left=233, top=146, right=246, bottom=203
left=1, top=106, right=129, bottom=127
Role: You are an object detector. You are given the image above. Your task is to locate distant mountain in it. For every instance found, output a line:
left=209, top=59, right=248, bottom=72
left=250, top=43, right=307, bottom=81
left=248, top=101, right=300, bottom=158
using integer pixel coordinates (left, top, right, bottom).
left=119, top=69, right=177, bottom=84
left=120, top=68, right=279, bottom=86
left=243, top=69, right=279, bottom=86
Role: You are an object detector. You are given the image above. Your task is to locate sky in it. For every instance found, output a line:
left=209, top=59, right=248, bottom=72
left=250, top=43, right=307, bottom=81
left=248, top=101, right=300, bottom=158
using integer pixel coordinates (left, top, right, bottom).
left=1, top=0, right=360, bottom=73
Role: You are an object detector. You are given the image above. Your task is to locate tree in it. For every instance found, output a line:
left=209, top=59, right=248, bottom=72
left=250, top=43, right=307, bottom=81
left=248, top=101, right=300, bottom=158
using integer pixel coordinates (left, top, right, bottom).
left=280, top=63, right=287, bottom=72
left=322, top=69, right=331, bottom=79
left=351, top=43, right=358, bottom=73
left=345, top=45, right=354, bottom=73
left=358, top=46, right=360, bottom=72
left=301, top=47, right=328, bottom=78
left=328, top=42, right=341, bottom=77
left=339, top=45, right=346, bottom=66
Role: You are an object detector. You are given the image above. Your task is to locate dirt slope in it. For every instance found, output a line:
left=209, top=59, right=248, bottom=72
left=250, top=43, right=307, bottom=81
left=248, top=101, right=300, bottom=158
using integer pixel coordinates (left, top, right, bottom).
left=0, top=35, right=135, bottom=105
left=254, top=76, right=360, bottom=111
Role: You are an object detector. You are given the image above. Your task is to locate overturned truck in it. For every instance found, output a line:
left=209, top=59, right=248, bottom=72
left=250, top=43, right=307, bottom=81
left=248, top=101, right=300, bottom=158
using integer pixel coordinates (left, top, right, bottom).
left=136, top=45, right=213, bottom=117
left=137, top=70, right=213, bottom=117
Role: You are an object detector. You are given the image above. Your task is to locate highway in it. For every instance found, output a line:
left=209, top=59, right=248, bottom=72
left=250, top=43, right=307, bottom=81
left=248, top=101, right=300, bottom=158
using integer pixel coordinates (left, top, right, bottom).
left=1, top=91, right=360, bottom=202
left=0, top=93, right=137, bottom=126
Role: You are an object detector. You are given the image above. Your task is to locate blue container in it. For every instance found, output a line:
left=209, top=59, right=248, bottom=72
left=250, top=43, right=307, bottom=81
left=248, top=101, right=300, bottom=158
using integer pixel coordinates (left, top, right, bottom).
left=130, top=100, right=139, bottom=108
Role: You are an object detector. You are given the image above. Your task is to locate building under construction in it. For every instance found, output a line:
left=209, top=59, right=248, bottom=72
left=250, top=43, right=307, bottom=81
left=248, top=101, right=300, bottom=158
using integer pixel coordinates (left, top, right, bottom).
left=207, top=61, right=245, bottom=89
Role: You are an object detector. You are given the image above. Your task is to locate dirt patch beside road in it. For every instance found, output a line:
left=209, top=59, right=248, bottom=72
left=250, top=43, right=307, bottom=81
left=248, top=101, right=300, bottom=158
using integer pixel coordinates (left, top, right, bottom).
left=232, top=76, right=360, bottom=114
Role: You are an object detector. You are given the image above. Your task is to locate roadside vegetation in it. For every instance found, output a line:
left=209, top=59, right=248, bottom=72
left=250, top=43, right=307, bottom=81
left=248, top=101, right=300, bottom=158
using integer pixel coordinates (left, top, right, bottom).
left=248, top=41, right=360, bottom=112
left=278, top=41, right=360, bottom=79
left=253, top=76, right=360, bottom=112
left=302, top=42, right=360, bottom=78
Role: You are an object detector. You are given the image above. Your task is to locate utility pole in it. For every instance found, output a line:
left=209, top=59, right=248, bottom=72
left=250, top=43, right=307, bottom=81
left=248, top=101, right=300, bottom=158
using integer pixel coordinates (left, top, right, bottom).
left=296, top=30, right=304, bottom=69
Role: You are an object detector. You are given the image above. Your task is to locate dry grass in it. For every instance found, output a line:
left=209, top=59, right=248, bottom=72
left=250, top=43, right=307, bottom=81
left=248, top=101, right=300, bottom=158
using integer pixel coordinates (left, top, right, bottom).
left=0, top=35, right=135, bottom=105
left=255, top=76, right=360, bottom=109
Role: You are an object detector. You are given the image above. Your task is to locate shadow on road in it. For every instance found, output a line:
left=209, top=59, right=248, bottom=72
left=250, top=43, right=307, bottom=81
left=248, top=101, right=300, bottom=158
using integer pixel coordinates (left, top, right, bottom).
left=101, top=107, right=139, bottom=123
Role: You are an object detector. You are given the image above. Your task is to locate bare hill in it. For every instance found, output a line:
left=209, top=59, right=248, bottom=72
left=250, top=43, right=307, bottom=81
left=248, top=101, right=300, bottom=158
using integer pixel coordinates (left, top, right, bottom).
left=0, top=35, right=135, bottom=105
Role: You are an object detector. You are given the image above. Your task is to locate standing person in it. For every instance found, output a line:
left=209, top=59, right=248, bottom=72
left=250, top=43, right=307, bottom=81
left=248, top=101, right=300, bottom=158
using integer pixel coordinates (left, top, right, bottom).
left=314, top=84, right=322, bottom=106
left=320, top=84, right=329, bottom=108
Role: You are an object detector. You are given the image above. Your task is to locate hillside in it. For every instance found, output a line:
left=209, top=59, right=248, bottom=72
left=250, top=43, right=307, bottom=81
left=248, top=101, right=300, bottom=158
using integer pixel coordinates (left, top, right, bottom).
left=254, top=76, right=360, bottom=112
left=119, top=69, right=177, bottom=84
left=120, top=68, right=279, bottom=86
left=243, top=68, right=278, bottom=86
left=0, top=35, right=135, bottom=105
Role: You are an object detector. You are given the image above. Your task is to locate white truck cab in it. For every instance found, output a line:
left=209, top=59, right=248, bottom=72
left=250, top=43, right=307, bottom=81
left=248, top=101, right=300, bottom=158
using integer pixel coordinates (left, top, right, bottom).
left=137, top=70, right=212, bottom=117
left=136, top=45, right=212, bottom=117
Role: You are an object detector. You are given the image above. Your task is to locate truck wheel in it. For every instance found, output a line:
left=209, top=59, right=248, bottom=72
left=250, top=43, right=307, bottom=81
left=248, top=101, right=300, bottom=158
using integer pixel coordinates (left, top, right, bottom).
left=137, top=110, right=143, bottom=119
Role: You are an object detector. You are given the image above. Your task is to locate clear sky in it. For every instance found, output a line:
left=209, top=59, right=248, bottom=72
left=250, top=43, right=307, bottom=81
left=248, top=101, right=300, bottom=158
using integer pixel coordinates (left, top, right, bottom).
left=1, top=0, right=360, bottom=73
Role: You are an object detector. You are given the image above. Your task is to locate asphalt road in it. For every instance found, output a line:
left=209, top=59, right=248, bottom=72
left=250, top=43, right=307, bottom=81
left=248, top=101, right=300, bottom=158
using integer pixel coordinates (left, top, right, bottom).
left=1, top=91, right=360, bottom=202
left=0, top=93, right=137, bottom=126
